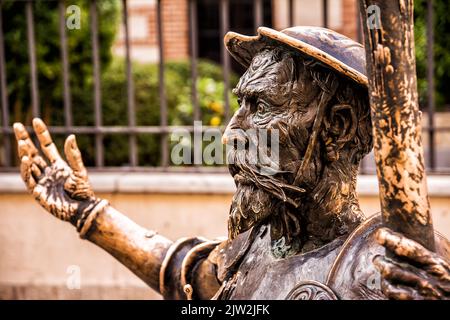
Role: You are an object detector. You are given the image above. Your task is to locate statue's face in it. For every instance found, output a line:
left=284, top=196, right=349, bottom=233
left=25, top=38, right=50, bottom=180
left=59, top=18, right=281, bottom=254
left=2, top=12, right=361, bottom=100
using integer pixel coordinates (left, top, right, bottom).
left=223, top=49, right=323, bottom=239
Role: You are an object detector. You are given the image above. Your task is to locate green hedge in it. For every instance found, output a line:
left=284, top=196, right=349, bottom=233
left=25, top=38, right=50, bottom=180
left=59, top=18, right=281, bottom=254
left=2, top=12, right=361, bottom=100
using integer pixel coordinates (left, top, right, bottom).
left=74, top=59, right=239, bottom=167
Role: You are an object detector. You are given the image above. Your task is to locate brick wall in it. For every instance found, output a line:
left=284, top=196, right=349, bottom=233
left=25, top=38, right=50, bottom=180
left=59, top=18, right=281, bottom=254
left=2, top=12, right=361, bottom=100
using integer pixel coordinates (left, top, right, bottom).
left=116, top=0, right=360, bottom=63
left=272, top=0, right=359, bottom=41
left=339, top=0, right=358, bottom=40
left=161, top=0, right=189, bottom=60
left=114, top=0, right=189, bottom=62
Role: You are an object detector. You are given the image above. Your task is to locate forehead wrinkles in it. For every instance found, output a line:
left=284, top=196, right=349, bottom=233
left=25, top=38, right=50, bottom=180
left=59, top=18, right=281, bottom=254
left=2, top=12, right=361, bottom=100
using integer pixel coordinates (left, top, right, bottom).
left=236, top=50, right=295, bottom=98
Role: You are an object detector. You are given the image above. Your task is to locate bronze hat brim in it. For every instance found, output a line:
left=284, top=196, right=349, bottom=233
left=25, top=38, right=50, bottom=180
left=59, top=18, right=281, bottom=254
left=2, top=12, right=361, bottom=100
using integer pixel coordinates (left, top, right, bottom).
left=224, top=27, right=368, bottom=87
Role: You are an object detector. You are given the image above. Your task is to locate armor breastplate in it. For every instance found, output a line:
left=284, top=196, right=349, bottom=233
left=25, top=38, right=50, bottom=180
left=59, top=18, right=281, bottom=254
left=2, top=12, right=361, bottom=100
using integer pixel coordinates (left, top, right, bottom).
left=215, top=224, right=345, bottom=300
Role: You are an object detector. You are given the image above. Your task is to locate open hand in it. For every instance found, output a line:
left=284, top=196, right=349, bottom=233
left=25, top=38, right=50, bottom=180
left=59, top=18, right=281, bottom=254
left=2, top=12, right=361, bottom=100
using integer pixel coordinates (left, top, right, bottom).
left=13, top=118, right=107, bottom=233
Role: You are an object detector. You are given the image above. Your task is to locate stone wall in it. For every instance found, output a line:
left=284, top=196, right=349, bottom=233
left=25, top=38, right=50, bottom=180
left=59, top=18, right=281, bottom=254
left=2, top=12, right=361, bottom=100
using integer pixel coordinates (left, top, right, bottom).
left=0, top=173, right=449, bottom=299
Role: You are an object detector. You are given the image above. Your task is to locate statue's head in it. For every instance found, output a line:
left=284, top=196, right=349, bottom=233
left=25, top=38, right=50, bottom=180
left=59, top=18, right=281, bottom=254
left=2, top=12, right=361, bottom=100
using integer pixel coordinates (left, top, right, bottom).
left=223, top=27, right=373, bottom=254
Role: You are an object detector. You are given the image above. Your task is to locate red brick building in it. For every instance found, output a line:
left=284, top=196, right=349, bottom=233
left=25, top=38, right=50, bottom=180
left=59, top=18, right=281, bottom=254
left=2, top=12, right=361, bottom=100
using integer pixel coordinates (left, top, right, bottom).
left=113, top=0, right=360, bottom=63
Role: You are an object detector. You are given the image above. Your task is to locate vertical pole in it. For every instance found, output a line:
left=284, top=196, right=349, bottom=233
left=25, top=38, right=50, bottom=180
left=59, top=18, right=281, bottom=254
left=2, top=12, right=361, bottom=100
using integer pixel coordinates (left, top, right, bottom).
left=0, top=0, right=10, bottom=166
left=356, top=0, right=363, bottom=43
left=122, top=0, right=137, bottom=167
left=59, top=0, right=72, bottom=128
left=26, top=0, right=39, bottom=119
left=426, top=0, right=435, bottom=170
left=254, top=0, right=263, bottom=32
left=359, top=0, right=435, bottom=251
left=157, top=0, right=168, bottom=167
left=190, top=0, right=202, bottom=167
left=220, top=0, right=230, bottom=121
left=323, top=0, right=328, bottom=28
left=289, top=0, right=294, bottom=26
left=189, top=0, right=199, bottom=122
left=90, top=0, right=103, bottom=167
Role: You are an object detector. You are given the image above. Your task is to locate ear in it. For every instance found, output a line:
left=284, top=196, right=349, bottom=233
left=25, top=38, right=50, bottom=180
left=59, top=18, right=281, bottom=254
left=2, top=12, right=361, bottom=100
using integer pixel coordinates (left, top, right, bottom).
left=321, top=104, right=357, bottom=162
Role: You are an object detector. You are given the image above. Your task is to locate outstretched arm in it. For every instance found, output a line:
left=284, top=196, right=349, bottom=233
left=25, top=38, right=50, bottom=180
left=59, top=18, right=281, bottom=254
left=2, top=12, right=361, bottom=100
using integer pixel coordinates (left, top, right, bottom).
left=84, top=205, right=173, bottom=291
left=13, top=119, right=172, bottom=292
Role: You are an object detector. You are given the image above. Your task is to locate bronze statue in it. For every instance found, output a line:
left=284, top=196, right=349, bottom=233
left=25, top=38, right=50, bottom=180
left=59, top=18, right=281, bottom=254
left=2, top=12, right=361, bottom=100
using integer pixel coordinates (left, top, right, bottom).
left=12, top=26, right=450, bottom=300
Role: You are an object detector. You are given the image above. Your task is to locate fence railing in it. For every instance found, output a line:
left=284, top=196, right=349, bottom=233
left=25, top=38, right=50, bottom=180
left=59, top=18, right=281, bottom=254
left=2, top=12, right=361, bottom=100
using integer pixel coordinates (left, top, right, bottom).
left=0, top=0, right=448, bottom=174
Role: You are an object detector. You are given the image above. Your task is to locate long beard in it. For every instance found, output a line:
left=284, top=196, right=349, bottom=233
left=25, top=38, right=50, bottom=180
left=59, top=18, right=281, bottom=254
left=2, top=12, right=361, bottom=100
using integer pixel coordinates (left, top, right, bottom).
left=227, top=146, right=305, bottom=240
left=228, top=183, right=276, bottom=240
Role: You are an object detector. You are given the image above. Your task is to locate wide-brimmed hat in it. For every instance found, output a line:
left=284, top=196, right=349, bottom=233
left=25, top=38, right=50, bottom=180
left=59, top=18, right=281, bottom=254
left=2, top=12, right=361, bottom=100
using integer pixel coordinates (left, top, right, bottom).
left=224, top=26, right=367, bottom=86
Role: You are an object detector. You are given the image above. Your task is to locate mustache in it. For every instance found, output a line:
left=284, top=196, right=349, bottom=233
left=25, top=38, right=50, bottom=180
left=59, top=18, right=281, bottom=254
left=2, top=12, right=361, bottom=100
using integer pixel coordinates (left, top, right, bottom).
left=227, top=147, right=305, bottom=208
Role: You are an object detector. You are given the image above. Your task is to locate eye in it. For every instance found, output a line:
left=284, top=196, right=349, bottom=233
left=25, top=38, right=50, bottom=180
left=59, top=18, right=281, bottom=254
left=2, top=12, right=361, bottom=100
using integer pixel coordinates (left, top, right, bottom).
left=253, top=101, right=271, bottom=125
left=256, top=102, right=267, bottom=115
left=237, top=98, right=242, bottom=105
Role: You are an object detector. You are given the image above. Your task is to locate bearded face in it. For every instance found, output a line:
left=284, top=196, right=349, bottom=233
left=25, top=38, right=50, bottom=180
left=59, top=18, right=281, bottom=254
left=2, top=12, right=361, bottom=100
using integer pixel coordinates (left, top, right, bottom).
left=223, top=48, right=324, bottom=242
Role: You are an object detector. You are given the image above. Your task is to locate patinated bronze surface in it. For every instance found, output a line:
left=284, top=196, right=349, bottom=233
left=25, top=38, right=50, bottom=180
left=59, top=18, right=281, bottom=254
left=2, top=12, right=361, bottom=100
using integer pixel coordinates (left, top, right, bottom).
left=359, top=0, right=435, bottom=252
left=12, top=22, right=450, bottom=299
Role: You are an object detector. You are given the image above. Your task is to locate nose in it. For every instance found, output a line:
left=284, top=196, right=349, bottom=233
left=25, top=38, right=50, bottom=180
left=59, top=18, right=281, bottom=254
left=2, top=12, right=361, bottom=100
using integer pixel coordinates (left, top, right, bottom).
left=222, top=106, right=248, bottom=146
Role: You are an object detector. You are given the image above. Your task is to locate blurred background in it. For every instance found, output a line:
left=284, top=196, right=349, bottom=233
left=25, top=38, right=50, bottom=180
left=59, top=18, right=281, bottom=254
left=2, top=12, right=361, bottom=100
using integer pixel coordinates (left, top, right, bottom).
left=0, top=0, right=449, bottom=299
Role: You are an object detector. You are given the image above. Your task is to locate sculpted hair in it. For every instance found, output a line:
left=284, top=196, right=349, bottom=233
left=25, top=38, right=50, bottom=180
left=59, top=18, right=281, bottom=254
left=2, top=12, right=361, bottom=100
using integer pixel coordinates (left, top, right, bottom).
left=267, top=46, right=373, bottom=166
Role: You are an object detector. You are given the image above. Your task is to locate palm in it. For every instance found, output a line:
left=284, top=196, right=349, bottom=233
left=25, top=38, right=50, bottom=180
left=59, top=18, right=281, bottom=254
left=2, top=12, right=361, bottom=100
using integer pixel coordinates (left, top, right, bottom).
left=13, top=119, right=96, bottom=226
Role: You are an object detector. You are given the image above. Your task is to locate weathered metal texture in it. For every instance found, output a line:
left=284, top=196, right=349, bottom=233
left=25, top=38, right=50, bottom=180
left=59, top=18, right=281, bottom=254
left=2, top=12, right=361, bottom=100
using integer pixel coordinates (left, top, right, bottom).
left=12, top=118, right=174, bottom=292
left=215, top=224, right=345, bottom=300
left=286, top=280, right=338, bottom=300
left=224, top=26, right=368, bottom=86
left=87, top=205, right=173, bottom=292
left=11, top=24, right=450, bottom=300
left=327, top=214, right=450, bottom=299
left=359, top=0, right=435, bottom=251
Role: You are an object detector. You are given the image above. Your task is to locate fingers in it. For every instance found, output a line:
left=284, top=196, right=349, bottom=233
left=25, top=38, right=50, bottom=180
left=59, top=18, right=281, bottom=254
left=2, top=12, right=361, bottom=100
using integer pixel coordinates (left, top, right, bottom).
left=30, top=162, right=42, bottom=180
left=380, top=279, right=422, bottom=300
left=64, top=135, right=87, bottom=178
left=13, top=122, right=39, bottom=157
left=32, top=118, right=62, bottom=163
left=373, top=255, right=442, bottom=298
left=19, top=155, right=36, bottom=190
left=14, top=122, right=48, bottom=171
left=376, top=227, right=438, bottom=266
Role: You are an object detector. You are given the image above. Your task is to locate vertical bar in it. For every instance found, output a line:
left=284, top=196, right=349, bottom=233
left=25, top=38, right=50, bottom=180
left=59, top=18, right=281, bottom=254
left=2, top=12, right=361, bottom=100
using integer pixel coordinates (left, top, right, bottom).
left=189, top=0, right=199, bottom=122
left=220, top=0, right=230, bottom=121
left=356, top=0, right=362, bottom=43
left=122, top=0, right=137, bottom=167
left=90, top=0, right=103, bottom=167
left=426, top=0, right=435, bottom=170
left=157, top=0, right=168, bottom=166
left=322, top=0, right=328, bottom=28
left=190, top=0, right=202, bottom=167
left=0, top=0, right=10, bottom=166
left=26, top=0, right=39, bottom=118
left=254, top=0, right=263, bottom=32
left=59, top=0, right=72, bottom=127
left=288, top=0, right=294, bottom=26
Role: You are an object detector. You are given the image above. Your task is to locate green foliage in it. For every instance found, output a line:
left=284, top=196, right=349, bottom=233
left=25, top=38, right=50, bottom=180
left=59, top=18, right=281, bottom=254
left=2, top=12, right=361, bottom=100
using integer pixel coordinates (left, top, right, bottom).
left=1, top=0, right=239, bottom=167
left=3, top=0, right=119, bottom=125
left=415, top=0, right=450, bottom=110
left=95, top=59, right=239, bottom=166
left=10, top=0, right=450, bottom=166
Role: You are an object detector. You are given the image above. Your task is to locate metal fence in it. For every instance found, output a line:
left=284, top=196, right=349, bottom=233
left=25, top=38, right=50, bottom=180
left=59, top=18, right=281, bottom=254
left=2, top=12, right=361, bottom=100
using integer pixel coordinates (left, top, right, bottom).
left=0, top=0, right=448, bottom=173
